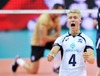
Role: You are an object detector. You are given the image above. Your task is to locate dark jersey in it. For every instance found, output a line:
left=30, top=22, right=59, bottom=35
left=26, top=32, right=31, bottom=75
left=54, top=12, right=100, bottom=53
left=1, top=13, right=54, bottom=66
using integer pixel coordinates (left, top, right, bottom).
left=97, top=7, right=100, bottom=38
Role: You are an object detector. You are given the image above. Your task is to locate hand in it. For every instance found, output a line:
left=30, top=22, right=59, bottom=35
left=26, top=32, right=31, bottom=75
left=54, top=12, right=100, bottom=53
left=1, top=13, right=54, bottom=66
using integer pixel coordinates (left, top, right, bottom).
left=47, top=53, right=54, bottom=62
left=83, top=52, right=90, bottom=61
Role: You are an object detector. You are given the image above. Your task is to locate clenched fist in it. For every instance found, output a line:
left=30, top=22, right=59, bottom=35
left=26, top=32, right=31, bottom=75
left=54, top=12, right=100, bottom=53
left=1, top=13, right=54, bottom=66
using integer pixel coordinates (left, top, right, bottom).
left=47, top=53, right=54, bottom=62
left=83, top=52, right=90, bottom=61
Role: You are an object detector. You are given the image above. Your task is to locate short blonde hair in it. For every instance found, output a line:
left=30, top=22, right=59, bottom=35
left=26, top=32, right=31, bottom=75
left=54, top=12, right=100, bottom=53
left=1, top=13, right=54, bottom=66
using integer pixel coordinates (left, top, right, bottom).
left=67, top=9, right=81, bottom=18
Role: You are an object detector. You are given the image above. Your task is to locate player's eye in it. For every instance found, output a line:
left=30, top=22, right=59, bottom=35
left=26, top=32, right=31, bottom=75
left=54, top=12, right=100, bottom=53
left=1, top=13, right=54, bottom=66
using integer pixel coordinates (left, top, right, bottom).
left=68, top=16, right=72, bottom=19
left=74, top=16, right=78, bottom=19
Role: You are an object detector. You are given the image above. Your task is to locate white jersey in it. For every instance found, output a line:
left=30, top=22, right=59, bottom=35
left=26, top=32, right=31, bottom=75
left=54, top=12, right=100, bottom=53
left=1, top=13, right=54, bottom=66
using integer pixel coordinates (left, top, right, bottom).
left=54, top=32, right=94, bottom=76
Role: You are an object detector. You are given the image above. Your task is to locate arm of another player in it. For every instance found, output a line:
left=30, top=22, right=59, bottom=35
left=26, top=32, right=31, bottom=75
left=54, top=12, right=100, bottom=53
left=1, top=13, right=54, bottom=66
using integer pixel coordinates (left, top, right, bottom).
left=50, top=23, right=61, bottom=37
left=83, top=48, right=95, bottom=64
left=47, top=46, right=60, bottom=62
left=39, top=25, right=58, bottom=42
left=49, top=18, right=61, bottom=37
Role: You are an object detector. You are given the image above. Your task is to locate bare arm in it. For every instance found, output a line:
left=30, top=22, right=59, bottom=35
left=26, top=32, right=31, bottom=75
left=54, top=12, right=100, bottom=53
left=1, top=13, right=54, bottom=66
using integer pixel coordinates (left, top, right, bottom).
left=47, top=46, right=60, bottom=62
left=49, top=19, right=61, bottom=37
left=83, top=48, right=95, bottom=64
left=39, top=25, right=59, bottom=42
left=49, top=24, right=61, bottom=37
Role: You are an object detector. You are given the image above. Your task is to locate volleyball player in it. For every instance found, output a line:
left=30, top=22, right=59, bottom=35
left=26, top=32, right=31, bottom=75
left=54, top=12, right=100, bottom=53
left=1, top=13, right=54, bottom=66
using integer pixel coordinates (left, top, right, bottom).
left=11, top=3, right=64, bottom=74
left=96, top=7, right=100, bottom=76
left=47, top=9, right=95, bottom=76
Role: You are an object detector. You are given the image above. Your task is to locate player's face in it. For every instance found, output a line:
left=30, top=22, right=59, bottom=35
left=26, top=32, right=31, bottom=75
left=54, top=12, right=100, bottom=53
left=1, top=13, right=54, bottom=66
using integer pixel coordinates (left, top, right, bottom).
left=67, top=13, right=81, bottom=31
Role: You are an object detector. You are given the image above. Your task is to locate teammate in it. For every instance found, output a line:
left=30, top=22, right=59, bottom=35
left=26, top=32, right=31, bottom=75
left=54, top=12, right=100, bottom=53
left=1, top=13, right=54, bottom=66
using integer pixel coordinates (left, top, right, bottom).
left=96, top=7, right=100, bottom=76
left=47, top=9, right=95, bottom=76
left=11, top=3, right=64, bottom=74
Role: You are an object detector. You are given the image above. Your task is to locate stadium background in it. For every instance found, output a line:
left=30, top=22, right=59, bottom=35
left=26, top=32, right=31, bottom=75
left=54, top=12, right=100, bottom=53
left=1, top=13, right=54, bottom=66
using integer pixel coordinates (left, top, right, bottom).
left=0, top=0, right=99, bottom=30
left=0, top=1, right=98, bottom=76
left=0, top=0, right=97, bottom=58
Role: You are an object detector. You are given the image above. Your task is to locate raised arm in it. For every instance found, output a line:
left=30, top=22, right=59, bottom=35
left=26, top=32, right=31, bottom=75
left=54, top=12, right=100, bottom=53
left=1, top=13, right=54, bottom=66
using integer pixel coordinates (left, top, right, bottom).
left=47, top=46, right=60, bottom=62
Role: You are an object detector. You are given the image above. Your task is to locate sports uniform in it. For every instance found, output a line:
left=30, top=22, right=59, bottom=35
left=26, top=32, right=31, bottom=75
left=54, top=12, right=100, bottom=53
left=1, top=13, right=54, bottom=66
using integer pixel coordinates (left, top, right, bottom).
left=11, top=3, right=64, bottom=74
left=31, top=42, right=53, bottom=62
left=96, top=7, right=100, bottom=67
left=31, top=13, right=60, bottom=62
left=54, top=32, right=94, bottom=76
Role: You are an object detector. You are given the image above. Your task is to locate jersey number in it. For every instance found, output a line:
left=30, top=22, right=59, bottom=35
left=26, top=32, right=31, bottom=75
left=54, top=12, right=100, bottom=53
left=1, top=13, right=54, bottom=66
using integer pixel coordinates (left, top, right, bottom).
left=69, top=54, right=76, bottom=66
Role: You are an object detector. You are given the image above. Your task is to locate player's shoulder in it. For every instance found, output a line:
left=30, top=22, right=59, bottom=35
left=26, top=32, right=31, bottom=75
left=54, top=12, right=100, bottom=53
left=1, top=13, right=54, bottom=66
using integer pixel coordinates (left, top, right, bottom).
left=80, top=32, right=92, bottom=41
left=55, top=33, right=69, bottom=43
left=57, top=33, right=69, bottom=39
left=39, top=14, right=49, bottom=20
left=80, top=33, right=89, bottom=38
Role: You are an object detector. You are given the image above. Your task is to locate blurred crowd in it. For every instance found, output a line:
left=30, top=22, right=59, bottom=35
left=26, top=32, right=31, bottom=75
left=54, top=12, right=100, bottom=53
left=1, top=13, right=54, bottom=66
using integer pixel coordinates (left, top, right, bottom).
left=0, top=0, right=99, bottom=31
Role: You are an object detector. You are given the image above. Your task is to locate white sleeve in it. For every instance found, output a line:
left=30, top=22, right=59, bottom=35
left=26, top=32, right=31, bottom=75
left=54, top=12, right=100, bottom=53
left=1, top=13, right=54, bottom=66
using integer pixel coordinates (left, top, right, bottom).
left=54, top=36, right=63, bottom=47
left=85, top=37, right=94, bottom=50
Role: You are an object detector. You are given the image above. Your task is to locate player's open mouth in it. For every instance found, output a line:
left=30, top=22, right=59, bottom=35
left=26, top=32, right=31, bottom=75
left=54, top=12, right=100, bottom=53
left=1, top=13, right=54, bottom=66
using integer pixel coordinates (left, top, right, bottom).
left=71, top=23, right=75, bottom=27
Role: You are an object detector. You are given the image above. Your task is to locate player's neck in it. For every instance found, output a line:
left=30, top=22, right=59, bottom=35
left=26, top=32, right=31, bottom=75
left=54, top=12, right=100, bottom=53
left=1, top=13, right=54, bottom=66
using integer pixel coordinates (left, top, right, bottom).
left=70, top=30, right=80, bottom=36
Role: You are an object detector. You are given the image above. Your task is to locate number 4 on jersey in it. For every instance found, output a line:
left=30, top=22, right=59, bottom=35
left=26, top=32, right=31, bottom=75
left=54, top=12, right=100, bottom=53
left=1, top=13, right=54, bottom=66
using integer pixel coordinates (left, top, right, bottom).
left=69, top=54, right=76, bottom=66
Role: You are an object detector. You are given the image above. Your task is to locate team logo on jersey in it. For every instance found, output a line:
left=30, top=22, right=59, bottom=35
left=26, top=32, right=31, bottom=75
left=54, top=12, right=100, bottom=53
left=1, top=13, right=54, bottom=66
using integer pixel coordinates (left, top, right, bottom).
left=65, top=38, right=69, bottom=41
left=70, top=43, right=75, bottom=49
left=78, top=38, right=82, bottom=43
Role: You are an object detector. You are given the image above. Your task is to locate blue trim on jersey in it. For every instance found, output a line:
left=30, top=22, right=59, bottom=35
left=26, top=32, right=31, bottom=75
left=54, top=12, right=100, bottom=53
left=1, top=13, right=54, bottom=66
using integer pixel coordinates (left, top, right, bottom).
left=54, top=43, right=63, bottom=59
left=84, top=45, right=94, bottom=52
left=78, top=33, right=86, bottom=43
left=67, top=32, right=82, bottom=38
left=62, top=32, right=82, bottom=43
left=65, top=32, right=86, bottom=43
left=62, top=33, right=71, bottom=43
left=54, top=43, right=61, bottom=46
left=97, top=8, right=100, bottom=32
